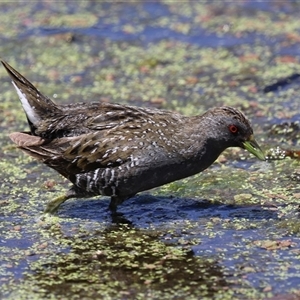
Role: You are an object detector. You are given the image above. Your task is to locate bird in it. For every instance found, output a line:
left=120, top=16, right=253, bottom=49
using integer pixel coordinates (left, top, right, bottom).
left=2, top=60, right=265, bottom=215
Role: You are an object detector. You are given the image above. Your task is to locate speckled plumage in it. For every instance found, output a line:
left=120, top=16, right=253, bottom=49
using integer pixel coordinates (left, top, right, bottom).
left=2, top=61, right=265, bottom=214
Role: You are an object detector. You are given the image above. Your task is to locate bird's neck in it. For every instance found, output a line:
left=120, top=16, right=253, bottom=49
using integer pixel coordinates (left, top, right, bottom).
left=177, top=117, right=228, bottom=174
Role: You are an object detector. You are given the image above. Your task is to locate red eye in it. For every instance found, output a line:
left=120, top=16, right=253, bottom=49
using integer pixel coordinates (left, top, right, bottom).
left=229, top=124, right=238, bottom=134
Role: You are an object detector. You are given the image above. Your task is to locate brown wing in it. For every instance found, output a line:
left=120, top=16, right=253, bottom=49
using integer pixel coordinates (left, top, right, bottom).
left=36, top=102, right=171, bottom=136
left=9, top=131, right=133, bottom=178
left=10, top=107, right=187, bottom=179
left=63, top=130, right=136, bottom=172
left=62, top=109, right=189, bottom=172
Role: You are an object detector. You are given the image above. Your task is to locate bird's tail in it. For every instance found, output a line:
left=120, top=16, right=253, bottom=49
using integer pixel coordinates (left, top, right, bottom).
left=1, top=61, right=61, bottom=134
left=9, top=132, right=75, bottom=179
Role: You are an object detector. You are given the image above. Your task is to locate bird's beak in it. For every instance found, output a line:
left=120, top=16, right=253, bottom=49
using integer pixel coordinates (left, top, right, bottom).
left=242, top=135, right=265, bottom=160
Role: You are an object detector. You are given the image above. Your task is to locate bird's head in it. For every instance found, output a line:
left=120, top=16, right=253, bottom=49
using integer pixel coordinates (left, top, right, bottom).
left=202, top=106, right=265, bottom=161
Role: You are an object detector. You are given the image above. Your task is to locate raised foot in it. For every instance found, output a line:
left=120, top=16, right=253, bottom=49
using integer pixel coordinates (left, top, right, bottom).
left=44, top=194, right=69, bottom=214
left=34, top=212, right=60, bottom=223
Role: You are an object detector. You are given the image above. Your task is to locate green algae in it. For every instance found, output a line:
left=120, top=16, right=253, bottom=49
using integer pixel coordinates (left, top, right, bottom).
left=4, top=226, right=226, bottom=299
left=162, top=1, right=300, bottom=37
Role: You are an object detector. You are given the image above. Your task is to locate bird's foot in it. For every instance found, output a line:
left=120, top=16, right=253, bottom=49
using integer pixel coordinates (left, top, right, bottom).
left=44, top=194, right=69, bottom=214
left=110, top=212, right=132, bottom=225
left=34, top=212, right=60, bottom=223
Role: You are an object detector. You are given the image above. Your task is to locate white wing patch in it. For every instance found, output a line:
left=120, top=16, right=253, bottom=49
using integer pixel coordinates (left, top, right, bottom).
left=12, top=81, right=40, bottom=125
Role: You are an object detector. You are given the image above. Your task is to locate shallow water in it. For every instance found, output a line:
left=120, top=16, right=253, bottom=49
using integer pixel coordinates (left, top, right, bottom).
left=1, top=1, right=300, bottom=299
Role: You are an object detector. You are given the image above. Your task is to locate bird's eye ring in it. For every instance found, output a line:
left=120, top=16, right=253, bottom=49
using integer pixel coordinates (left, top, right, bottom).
left=229, top=124, right=238, bottom=134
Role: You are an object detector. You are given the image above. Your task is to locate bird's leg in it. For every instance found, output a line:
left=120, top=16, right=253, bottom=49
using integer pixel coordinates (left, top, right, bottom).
left=44, top=194, right=72, bottom=214
left=109, top=194, right=136, bottom=215
left=109, top=196, right=125, bottom=214
left=44, top=187, right=79, bottom=214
